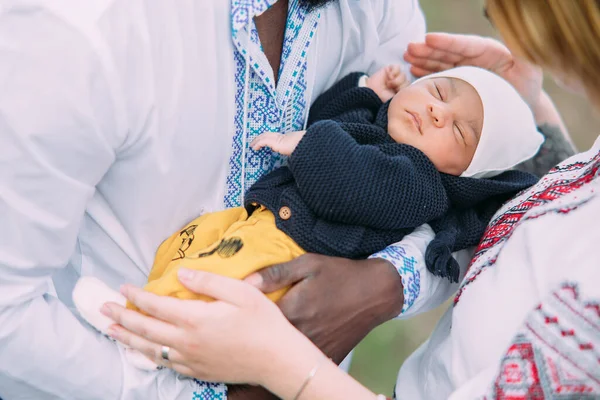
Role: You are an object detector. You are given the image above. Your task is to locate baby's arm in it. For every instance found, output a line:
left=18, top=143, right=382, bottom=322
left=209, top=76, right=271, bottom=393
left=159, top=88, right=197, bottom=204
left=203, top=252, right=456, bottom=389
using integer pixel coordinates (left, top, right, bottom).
left=254, top=121, right=447, bottom=229
left=250, top=65, right=410, bottom=156
left=308, top=66, right=409, bottom=125
left=287, top=120, right=448, bottom=229
left=251, top=130, right=306, bottom=156
left=308, top=73, right=382, bottom=125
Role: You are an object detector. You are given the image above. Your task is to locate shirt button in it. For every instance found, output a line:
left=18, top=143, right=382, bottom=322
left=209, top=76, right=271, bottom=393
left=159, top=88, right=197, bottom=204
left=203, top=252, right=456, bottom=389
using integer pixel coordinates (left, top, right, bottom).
left=279, top=206, right=292, bottom=220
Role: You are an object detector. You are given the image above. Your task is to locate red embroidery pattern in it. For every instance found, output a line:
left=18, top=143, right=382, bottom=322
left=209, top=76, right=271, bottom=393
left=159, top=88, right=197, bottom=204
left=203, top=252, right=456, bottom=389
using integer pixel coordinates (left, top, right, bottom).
left=484, top=284, right=600, bottom=399
left=454, top=152, right=600, bottom=306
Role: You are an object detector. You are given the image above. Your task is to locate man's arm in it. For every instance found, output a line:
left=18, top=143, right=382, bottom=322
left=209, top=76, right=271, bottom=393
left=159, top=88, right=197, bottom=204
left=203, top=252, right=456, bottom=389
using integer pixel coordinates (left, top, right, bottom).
left=0, top=7, right=214, bottom=399
left=367, top=0, right=426, bottom=77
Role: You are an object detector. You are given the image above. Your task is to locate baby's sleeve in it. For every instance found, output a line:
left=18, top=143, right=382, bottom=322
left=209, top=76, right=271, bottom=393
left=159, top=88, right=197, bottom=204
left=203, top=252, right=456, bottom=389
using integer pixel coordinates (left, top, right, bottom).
left=370, top=224, right=472, bottom=318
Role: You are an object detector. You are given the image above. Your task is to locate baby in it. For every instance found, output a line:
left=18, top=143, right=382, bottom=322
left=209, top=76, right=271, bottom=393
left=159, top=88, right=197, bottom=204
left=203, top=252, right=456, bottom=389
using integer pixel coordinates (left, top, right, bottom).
left=74, top=65, right=543, bottom=369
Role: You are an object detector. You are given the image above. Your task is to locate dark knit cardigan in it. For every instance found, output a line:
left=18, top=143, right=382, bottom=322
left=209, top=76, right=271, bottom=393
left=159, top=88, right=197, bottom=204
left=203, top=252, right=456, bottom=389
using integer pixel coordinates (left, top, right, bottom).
left=245, top=73, right=538, bottom=282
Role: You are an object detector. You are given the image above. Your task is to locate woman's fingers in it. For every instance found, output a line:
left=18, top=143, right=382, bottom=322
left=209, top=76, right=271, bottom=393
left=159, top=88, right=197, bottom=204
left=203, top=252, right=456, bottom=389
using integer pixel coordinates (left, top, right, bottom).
left=120, top=285, right=190, bottom=325
left=404, top=53, right=455, bottom=74
left=425, top=32, right=484, bottom=56
left=169, top=362, right=199, bottom=380
left=178, top=269, right=262, bottom=308
left=108, top=324, right=184, bottom=366
left=102, top=301, right=184, bottom=349
left=409, top=65, right=437, bottom=78
left=406, top=42, right=464, bottom=64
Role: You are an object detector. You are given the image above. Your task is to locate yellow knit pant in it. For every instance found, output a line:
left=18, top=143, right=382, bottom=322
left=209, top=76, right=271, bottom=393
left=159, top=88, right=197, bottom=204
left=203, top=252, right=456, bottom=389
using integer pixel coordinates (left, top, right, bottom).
left=128, top=207, right=305, bottom=311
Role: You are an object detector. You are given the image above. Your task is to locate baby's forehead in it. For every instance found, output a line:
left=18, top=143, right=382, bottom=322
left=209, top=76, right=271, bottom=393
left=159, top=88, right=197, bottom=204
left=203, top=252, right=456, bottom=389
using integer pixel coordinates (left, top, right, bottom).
left=441, top=77, right=484, bottom=135
left=420, top=76, right=477, bottom=96
left=445, top=77, right=477, bottom=95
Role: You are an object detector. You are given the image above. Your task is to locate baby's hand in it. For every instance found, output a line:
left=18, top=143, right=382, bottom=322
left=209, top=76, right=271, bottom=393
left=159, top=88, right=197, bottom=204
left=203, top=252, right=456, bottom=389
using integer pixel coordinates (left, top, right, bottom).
left=366, top=65, right=410, bottom=102
left=250, top=130, right=306, bottom=156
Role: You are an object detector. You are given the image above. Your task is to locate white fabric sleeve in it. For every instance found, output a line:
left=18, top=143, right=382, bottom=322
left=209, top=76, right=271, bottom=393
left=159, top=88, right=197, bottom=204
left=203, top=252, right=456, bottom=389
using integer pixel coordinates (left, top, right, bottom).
left=358, top=74, right=369, bottom=88
left=370, top=224, right=471, bottom=319
left=0, top=7, right=221, bottom=400
left=368, top=0, right=426, bottom=78
left=449, top=188, right=600, bottom=400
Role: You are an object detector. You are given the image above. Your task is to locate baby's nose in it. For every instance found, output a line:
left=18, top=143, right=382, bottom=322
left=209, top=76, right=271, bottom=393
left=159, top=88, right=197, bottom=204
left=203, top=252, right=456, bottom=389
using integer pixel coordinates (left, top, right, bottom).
left=428, top=104, right=447, bottom=127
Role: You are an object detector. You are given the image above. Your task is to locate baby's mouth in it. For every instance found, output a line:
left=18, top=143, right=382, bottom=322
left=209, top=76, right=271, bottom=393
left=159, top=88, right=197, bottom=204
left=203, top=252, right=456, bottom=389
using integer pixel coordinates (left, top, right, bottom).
left=406, top=110, right=422, bottom=135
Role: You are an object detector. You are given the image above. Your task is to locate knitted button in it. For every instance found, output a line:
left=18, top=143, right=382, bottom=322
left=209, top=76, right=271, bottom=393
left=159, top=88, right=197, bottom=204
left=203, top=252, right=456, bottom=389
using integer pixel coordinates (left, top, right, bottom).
left=278, top=206, right=292, bottom=220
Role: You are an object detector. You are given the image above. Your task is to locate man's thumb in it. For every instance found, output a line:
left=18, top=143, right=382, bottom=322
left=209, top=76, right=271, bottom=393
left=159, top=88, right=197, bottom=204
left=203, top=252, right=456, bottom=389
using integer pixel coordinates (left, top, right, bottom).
left=244, top=259, right=309, bottom=293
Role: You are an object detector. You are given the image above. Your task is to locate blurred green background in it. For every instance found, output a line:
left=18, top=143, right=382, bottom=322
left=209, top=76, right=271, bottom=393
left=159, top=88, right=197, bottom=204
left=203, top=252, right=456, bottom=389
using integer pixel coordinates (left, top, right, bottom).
left=348, top=0, right=600, bottom=396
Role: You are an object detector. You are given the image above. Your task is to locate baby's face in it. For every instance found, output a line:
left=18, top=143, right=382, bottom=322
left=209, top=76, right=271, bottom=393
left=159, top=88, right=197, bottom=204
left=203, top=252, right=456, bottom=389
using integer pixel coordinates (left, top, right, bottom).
left=387, top=77, right=483, bottom=176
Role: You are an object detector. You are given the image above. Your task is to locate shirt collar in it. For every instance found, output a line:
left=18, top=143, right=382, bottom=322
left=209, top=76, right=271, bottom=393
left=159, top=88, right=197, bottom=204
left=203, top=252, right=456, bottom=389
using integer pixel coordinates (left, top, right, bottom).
left=231, top=0, right=279, bottom=34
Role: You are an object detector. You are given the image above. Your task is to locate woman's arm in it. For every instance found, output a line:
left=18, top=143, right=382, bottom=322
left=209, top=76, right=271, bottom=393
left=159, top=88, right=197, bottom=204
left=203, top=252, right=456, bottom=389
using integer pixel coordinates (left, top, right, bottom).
left=102, top=270, right=381, bottom=400
left=515, top=91, right=577, bottom=176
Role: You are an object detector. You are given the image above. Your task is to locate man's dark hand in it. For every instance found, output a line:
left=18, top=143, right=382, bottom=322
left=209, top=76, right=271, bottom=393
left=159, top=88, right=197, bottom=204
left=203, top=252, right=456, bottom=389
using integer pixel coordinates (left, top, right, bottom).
left=227, top=384, right=278, bottom=400
left=244, top=254, right=404, bottom=364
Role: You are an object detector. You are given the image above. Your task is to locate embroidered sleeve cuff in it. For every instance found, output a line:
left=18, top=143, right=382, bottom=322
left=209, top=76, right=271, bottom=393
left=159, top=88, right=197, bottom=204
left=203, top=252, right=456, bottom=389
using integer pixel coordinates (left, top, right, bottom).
left=370, top=224, right=465, bottom=319
left=193, top=380, right=228, bottom=399
left=370, top=242, right=420, bottom=315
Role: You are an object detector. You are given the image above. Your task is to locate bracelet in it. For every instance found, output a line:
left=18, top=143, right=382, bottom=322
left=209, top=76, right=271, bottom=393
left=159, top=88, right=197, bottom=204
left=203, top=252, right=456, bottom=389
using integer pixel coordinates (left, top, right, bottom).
left=293, top=357, right=328, bottom=400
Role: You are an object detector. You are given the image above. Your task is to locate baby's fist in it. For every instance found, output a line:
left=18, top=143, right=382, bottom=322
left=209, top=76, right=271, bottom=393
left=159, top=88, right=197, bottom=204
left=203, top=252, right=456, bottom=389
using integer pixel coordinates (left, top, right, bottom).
left=366, top=65, right=409, bottom=102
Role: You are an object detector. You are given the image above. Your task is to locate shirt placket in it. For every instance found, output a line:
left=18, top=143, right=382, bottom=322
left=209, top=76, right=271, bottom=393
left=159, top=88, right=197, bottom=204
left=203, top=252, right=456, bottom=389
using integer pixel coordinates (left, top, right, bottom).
left=225, top=0, right=319, bottom=208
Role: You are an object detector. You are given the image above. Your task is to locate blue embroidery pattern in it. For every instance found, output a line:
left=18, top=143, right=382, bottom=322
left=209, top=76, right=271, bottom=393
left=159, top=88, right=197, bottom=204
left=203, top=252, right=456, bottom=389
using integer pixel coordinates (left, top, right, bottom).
left=225, top=0, right=320, bottom=208
left=371, top=244, right=421, bottom=314
left=192, top=380, right=227, bottom=400
left=231, top=0, right=276, bottom=32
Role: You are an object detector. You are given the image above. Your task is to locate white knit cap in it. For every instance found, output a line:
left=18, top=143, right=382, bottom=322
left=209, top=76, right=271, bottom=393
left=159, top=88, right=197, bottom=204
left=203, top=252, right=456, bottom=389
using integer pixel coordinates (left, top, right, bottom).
left=414, top=66, right=543, bottom=178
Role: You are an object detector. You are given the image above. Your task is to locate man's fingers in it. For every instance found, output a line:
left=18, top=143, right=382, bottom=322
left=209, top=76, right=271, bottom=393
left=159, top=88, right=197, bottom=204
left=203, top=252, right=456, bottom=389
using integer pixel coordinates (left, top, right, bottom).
left=178, top=269, right=262, bottom=307
left=244, top=254, right=319, bottom=293
left=103, top=301, right=184, bottom=349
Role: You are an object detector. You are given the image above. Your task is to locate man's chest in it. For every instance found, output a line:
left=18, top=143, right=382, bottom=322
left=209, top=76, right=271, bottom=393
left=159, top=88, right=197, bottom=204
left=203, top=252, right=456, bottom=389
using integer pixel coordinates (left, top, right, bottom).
left=98, top=0, right=387, bottom=224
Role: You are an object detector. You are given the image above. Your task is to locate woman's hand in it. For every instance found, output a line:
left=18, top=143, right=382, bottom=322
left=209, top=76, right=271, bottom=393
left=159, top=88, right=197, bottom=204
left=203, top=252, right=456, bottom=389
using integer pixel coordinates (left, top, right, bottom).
left=100, top=269, right=317, bottom=387
left=366, top=65, right=409, bottom=102
left=404, top=32, right=544, bottom=111
left=251, top=130, right=306, bottom=156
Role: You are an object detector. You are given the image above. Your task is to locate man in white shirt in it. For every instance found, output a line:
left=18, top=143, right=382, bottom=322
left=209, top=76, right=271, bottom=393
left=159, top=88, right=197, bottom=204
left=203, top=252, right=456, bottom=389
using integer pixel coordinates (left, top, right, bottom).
left=0, top=1, right=430, bottom=399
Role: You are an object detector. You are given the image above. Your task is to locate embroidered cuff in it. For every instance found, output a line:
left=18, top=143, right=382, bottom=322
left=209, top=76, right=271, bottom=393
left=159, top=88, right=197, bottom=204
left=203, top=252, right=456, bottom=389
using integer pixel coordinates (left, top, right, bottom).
left=370, top=244, right=421, bottom=315
left=193, top=380, right=228, bottom=399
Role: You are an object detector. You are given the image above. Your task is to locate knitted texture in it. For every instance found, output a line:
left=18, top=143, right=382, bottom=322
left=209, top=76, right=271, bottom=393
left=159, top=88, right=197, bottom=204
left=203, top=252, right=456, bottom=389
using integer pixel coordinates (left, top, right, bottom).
left=245, top=73, right=538, bottom=281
